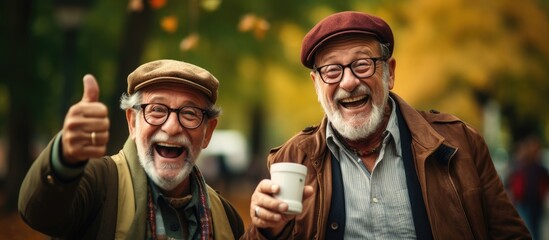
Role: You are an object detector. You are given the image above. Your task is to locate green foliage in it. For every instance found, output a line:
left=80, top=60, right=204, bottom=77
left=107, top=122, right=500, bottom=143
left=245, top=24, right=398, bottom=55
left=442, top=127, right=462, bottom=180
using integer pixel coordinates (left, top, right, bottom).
left=2, top=0, right=548, bottom=150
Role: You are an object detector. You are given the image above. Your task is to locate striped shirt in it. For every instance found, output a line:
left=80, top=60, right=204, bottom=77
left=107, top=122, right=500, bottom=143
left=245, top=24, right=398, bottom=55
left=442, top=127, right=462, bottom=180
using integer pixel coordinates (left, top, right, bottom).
left=326, top=97, right=416, bottom=239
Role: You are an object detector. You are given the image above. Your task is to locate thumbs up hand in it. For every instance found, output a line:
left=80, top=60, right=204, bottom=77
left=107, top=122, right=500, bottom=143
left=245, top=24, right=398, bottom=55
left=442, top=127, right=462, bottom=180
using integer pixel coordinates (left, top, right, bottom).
left=61, top=74, right=110, bottom=164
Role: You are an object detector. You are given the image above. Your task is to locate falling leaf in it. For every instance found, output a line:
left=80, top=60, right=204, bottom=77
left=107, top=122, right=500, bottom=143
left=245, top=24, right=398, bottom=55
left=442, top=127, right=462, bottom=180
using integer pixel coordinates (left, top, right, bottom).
left=239, top=14, right=257, bottom=32
left=238, top=13, right=270, bottom=40
left=161, top=16, right=178, bottom=33
left=180, top=33, right=200, bottom=51
left=201, top=0, right=221, bottom=11
left=254, top=18, right=270, bottom=39
left=128, top=0, right=143, bottom=12
left=150, top=0, right=166, bottom=9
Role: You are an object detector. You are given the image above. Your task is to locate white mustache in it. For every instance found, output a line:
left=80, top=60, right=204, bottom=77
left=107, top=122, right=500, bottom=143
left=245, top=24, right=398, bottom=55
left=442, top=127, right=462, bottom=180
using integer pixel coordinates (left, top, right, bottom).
left=151, top=131, right=191, bottom=149
left=333, top=84, right=370, bottom=102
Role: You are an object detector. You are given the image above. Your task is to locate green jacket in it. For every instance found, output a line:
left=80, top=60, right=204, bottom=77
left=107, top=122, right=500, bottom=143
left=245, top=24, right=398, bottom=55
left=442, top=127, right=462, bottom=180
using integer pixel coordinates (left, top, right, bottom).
left=19, top=137, right=244, bottom=239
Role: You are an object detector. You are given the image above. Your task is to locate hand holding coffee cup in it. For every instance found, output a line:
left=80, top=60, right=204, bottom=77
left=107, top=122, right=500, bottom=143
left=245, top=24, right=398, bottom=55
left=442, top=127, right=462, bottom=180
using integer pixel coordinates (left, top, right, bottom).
left=270, top=162, right=308, bottom=214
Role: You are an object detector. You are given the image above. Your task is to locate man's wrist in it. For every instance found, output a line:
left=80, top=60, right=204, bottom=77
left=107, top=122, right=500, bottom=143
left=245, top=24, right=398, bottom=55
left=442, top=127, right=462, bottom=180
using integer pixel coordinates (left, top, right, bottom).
left=51, top=132, right=87, bottom=180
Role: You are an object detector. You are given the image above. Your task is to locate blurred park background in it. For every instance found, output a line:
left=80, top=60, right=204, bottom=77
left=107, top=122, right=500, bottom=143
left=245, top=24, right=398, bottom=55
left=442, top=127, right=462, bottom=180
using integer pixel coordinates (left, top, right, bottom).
left=1, top=0, right=548, bottom=238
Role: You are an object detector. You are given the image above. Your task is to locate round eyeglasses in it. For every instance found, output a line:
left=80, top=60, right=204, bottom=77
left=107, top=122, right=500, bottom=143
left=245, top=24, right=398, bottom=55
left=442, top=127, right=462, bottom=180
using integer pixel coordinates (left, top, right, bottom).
left=313, top=57, right=386, bottom=84
left=133, top=103, right=208, bottom=129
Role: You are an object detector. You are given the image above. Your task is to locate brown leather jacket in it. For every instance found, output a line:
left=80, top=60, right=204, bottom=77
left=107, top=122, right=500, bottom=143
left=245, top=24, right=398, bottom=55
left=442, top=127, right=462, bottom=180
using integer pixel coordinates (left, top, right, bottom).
left=242, top=93, right=530, bottom=240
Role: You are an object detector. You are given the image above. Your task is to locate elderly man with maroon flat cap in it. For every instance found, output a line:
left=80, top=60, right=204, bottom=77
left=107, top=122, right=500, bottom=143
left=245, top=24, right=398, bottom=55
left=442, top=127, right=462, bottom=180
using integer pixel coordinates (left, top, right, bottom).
left=243, top=11, right=530, bottom=239
left=19, top=60, right=244, bottom=239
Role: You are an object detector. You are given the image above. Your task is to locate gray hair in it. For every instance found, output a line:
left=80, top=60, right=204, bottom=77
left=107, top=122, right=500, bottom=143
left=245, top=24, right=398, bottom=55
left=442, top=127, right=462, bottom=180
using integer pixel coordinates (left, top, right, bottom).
left=120, top=91, right=141, bottom=111
left=380, top=42, right=391, bottom=59
left=379, top=42, right=391, bottom=70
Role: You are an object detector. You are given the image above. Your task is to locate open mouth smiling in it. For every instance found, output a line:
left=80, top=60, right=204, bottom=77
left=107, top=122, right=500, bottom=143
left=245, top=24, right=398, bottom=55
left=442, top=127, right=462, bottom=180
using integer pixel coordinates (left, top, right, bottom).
left=155, top=142, right=186, bottom=158
left=339, top=95, right=369, bottom=109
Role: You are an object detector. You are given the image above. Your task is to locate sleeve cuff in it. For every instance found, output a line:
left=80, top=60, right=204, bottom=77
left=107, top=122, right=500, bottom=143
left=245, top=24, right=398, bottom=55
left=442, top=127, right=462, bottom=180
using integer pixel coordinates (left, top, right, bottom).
left=51, top=132, right=87, bottom=180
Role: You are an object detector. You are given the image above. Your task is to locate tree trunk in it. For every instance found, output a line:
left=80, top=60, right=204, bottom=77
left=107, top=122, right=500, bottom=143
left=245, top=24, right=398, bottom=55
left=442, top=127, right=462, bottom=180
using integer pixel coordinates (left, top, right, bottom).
left=2, top=0, right=33, bottom=213
left=107, top=3, right=153, bottom=153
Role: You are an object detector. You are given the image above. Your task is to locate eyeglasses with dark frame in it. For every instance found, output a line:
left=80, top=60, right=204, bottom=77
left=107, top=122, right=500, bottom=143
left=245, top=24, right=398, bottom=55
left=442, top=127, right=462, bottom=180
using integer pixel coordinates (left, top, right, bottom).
left=313, top=57, right=386, bottom=84
left=133, top=103, right=208, bottom=129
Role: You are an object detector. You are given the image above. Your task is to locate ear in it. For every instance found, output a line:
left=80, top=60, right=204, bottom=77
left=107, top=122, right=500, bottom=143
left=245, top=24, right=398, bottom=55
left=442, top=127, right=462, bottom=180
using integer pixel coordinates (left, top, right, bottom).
left=310, top=70, right=317, bottom=84
left=387, top=58, right=396, bottom=90
left=201, top=118, right=218, bottom=149
left=310, top=71, right=324, bottom=102
left=126, top=109, right=137, bottom=140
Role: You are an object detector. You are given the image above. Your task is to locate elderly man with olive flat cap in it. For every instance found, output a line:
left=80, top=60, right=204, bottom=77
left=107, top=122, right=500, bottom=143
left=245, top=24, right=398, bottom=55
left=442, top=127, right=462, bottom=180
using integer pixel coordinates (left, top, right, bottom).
left=19, top=59, right=244, bottom=239
left=243, top=11, right=530, bottom=239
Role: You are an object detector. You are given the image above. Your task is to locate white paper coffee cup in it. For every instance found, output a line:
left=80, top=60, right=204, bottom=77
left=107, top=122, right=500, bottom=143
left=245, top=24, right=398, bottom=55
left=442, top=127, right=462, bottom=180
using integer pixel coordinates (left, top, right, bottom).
left=270, top=162, right=308, bottom=214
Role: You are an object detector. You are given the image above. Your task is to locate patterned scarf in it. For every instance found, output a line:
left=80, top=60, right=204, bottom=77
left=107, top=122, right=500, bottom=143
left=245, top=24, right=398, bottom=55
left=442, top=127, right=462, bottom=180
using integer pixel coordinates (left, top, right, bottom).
left=147, top=166, right=213, bottom=240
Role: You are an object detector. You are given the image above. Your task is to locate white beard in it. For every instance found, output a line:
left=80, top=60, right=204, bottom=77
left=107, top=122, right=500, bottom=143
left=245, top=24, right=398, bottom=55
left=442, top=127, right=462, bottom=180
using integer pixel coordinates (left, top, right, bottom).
left=316, top=68, right=390, bottom=141
left=134, top=119, right=195, bottom=191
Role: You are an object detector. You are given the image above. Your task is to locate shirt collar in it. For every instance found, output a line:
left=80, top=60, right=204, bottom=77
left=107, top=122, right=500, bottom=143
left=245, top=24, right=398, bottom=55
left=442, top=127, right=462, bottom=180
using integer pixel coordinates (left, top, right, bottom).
left=386, top=96, right=402, bottom=157
left=149, top=174, right=198, bottom=208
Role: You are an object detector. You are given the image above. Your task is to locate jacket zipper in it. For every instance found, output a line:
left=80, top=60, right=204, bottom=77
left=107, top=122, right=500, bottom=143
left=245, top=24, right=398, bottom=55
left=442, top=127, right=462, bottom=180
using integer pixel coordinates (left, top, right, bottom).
left=316, top=160, right=324, bottom=240
left=446, top=149, right=476, bottom=240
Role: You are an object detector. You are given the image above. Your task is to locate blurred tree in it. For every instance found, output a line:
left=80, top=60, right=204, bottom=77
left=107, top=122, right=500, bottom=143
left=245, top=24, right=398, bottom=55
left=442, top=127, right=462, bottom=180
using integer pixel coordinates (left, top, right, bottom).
left=106, top=1, right=154, bottom=153
left=387, top=0, right=549, bottom=148
left=1, top=0, right=34, bottom=212
left=0, top=0, right=548, bottom=214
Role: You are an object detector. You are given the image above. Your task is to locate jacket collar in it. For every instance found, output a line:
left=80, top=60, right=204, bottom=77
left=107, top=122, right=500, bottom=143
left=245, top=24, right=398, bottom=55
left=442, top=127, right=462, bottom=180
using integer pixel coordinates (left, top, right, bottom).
left=302, top=92, right=458, bottom=171
left=121, top=137, right=149, bottom=239
left=391, top=92, right=457, bottom=166
left=296, top=116, right=331, bottom=172
left=391, top=93, right=444, bottom=150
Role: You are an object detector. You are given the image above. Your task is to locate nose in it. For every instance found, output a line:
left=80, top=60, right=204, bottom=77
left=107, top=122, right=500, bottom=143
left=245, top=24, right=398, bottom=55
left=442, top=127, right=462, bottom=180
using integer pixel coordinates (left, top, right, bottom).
left=161, top=111, right=184, bottom=134
left=338, top=67, right=360, bottom=92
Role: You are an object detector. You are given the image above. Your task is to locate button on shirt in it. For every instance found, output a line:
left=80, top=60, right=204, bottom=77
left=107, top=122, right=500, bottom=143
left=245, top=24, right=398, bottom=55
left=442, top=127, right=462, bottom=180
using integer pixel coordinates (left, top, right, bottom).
left=326, top=97, right=416, bottom=239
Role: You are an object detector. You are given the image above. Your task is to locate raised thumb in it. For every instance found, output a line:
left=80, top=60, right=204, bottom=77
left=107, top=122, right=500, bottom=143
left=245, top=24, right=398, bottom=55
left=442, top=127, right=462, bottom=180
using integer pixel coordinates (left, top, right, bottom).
left=81, top=74, right=100, bottom=102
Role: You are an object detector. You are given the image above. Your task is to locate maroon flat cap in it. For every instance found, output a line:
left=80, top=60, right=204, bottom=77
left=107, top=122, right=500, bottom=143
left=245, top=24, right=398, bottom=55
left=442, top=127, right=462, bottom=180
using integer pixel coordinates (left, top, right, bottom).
left=301, top=11, right=394, bottom=69
left=127, top=59, right=219, bottom=103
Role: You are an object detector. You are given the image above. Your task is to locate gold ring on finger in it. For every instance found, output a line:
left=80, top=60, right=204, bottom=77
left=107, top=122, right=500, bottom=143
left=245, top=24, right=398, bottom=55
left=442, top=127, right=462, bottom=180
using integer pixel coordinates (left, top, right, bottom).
left=254, top=206, right=260, bottom=218
left=91, top=131, right=96, bottom=145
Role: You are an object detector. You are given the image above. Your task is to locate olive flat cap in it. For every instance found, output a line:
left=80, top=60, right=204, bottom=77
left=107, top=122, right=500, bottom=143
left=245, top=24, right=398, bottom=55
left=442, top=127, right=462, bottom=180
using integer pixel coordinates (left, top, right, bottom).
left=301, top=11, right=394, bottom=69
left=127, top=59, right=219, bottom=103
